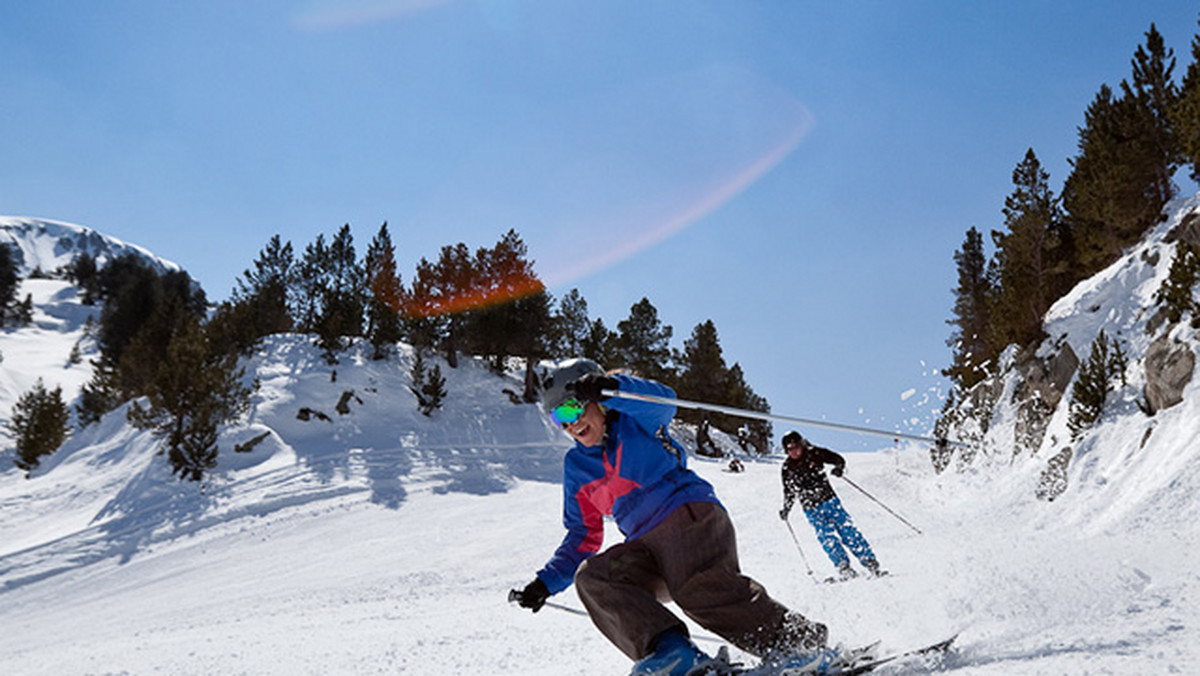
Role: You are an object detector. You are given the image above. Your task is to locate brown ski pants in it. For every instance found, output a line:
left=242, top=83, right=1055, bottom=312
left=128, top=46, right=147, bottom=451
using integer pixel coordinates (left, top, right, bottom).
left=574, top=501, right=825, bottom=660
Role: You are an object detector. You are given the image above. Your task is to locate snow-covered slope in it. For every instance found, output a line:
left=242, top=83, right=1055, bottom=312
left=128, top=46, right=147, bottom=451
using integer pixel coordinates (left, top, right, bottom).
left=1, top=215, right=1198, bottom=674
left=0, top=278, right=98, bottom=443
left=937, top=193, right=1200, bottom=530
left=0, top=216, right=179, bottom=277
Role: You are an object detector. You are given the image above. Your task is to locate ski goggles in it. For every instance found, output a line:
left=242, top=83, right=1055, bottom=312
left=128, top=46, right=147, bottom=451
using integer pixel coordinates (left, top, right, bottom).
left=551, top=398, right=586, bottom=426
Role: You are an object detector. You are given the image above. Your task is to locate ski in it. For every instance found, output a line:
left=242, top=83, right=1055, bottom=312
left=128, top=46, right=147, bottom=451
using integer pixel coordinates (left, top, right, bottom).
left=694, top=640, right=880, bottom=676
left=821, top=570, right=890, bottom=584
left=824, top=633, right=958, bottom=675
left=694, top=634, right=956, bottom=675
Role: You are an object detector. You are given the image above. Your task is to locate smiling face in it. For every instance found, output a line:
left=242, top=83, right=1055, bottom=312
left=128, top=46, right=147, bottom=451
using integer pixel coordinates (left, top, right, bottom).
left=562, top=401, right=606, bottom=447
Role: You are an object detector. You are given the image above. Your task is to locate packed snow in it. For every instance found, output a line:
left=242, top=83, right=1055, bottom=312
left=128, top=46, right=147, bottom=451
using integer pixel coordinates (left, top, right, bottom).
left=1, top=214, right=1198, bottom=674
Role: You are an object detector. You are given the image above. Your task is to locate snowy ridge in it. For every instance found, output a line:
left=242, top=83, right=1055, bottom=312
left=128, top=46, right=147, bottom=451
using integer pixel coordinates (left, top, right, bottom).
left=0, top=215, right=179, bottom=277
left=0, top=215, right=1197, bottom=673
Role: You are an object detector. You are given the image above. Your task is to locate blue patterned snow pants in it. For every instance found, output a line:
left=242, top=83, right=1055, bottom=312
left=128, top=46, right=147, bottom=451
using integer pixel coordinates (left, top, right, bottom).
left=803, top=496, right=876, bottom=568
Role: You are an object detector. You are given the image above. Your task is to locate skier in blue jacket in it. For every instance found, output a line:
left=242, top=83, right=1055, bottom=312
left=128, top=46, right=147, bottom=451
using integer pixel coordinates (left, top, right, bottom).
left=512, top=358, right=839, bottom=676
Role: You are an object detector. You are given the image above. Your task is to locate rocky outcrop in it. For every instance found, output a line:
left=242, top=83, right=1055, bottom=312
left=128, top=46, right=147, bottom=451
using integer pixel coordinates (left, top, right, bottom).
left=1013, top=341, right=1079, bottom=455
left=1035, top=446, right=1073, bottom=502
left=1164, top=210, right=1200, bottom=248
left=1014, top=341, right=1079, bottom=411
left=1144, top=335, right=1195, bottom=413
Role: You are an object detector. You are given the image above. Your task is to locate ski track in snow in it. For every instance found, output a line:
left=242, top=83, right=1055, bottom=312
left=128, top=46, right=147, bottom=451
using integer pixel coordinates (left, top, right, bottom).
left=0, top=440, right=1195, bottom=675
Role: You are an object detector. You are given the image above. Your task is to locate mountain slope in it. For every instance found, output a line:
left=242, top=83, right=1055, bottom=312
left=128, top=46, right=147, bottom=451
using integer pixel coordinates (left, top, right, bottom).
left=0, top=212, right=1198, bottom=674
left=0, top=216, right=179, bottom=277
left=937, top=193, right=1200, bottom=531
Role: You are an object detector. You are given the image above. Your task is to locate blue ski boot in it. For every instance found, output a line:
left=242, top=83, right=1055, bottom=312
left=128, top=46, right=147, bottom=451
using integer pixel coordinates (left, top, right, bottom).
left=631, top=629, right=712, bottom=676
left=761, top=644, right=844, bottom=675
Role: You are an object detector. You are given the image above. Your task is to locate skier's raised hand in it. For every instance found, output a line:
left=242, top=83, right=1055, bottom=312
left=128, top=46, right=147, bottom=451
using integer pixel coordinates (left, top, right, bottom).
left=568, top=373, right=618, bottom=403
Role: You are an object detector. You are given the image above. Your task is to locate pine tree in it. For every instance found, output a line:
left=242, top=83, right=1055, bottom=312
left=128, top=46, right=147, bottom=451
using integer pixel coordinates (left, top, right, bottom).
left=408, top=350, right=446, bottom=416
left=616, top=298, right=674, bottom=384
left=581, top=317, right=621, bottom=369
left=1063, top=25, right=1180, bottom=276
left=465, top=230, right=543, bottom=373
left=14, top=294, right=33, bottom=326
left=294, top=234, right=330, bottom=333
left=421, top=363, right=447, bottom=415
left=554, top=289, right=591, bottom=358
left=127, top=316, right=252, bottom=481
left=401, top=257, right=448, bottom=356
left=9, top=379, right=70, bottom=475
left=77, top=358, right=123, bottom=427
left=1154, top=242, right=1200, bottom=324
left=430, top=243, right=475, bottom=368
left=1067, top=330, right=1127, bottom=441
left=990, top=149, right=1063, bottom=351
left=78, top=259, right=208, bottom=424
left=315, top=224, right=366, bottom=362
left=672, top=319, right=772, bottom=444
left=0, top=244, right=20, bottom=326
left=409, top=348, right=427, bottom=403
left=229, top=234, right=295, bottom=348
left=94, top=255, right=167, bottom=365
left=945, top=227, right=993, bottom=389
left=364, top=223, right=403, bottom=360
left=676, top=320, right=731, bottom=428
left=512, top=290, right=554, bottom=402
left=725, top=363, right=771, bottom=453
left=1172, top=18, right=1200, bottom=183
left=1127, top=22, right=1181, bottom=204
left=68, top=252, right=101, bottom=305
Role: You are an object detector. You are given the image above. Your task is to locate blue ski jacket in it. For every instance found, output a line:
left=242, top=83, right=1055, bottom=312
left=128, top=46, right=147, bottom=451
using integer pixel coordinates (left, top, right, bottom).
left=536, top=374, right=722, bottom=594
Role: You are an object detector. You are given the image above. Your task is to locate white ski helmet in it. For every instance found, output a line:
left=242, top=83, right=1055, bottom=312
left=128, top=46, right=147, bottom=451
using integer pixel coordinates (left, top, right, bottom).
left=541, top=358, right=604, bottom=415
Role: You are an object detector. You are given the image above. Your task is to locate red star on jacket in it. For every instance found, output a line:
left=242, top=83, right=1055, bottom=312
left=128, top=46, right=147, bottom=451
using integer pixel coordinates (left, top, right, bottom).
left=574, top=442, right=642, bottom=553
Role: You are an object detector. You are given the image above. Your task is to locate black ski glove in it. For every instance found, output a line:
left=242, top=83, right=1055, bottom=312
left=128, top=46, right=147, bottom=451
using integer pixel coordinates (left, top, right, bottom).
left=568, top=373, right=618, bottom=403
left=511, top=578, right=550, bottom=613
left=779, top=507, right=790, bottom=521
left=831, top=465, right=844, bottom=477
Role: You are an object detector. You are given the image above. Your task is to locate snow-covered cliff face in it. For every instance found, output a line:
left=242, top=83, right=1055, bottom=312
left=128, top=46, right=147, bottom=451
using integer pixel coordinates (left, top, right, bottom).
left=0, top=216, right=179, bottom=277
left=936, top=193, right=1200, bottom=524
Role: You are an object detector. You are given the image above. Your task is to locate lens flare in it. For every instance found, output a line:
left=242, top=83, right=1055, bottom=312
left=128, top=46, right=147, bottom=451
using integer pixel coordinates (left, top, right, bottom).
left=401, top=275, right=546, bottom=318
left=540, top=116, right=811, bottom=288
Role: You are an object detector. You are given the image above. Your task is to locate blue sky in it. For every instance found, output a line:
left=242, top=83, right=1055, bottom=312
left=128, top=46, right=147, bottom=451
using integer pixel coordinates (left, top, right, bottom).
left=2, top=1, right=1198, bottom=451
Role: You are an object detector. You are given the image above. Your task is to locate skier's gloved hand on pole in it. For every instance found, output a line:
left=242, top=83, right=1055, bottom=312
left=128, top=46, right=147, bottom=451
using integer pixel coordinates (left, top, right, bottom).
left=512, top=578, right=550, bottom=613
left=830, top=464, right=844, bottom=477
left=568, top=373, right=619, bottom=404
left=779, top=507, right=790, bottom=521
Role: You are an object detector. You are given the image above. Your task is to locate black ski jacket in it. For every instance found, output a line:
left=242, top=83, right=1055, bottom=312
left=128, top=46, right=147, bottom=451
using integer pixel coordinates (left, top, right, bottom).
left=781, top=445, right=845, bottom=513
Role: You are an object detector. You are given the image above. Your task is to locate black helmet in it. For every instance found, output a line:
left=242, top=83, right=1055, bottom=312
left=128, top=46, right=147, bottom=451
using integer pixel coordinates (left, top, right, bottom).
left=782, top=431, right=808, bottom=451
left=541, top=358, right=604, bottom=415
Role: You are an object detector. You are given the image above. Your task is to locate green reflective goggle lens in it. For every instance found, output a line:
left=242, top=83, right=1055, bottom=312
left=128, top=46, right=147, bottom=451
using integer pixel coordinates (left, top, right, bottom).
left=552, top=398, right=586, bottom=426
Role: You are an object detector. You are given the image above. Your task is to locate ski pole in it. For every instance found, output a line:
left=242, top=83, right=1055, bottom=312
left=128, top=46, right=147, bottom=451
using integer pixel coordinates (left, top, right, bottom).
left=507, top=589, right=589, bottom=616
left=838, top=475, right=923, bottom=535
left=542, top=601, right=590, bottom=617
left=783, top=518, right=821, bottom=585
left=600, top=389, right=970, bottom=448
left=507, top=590, right=725, bottom=644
